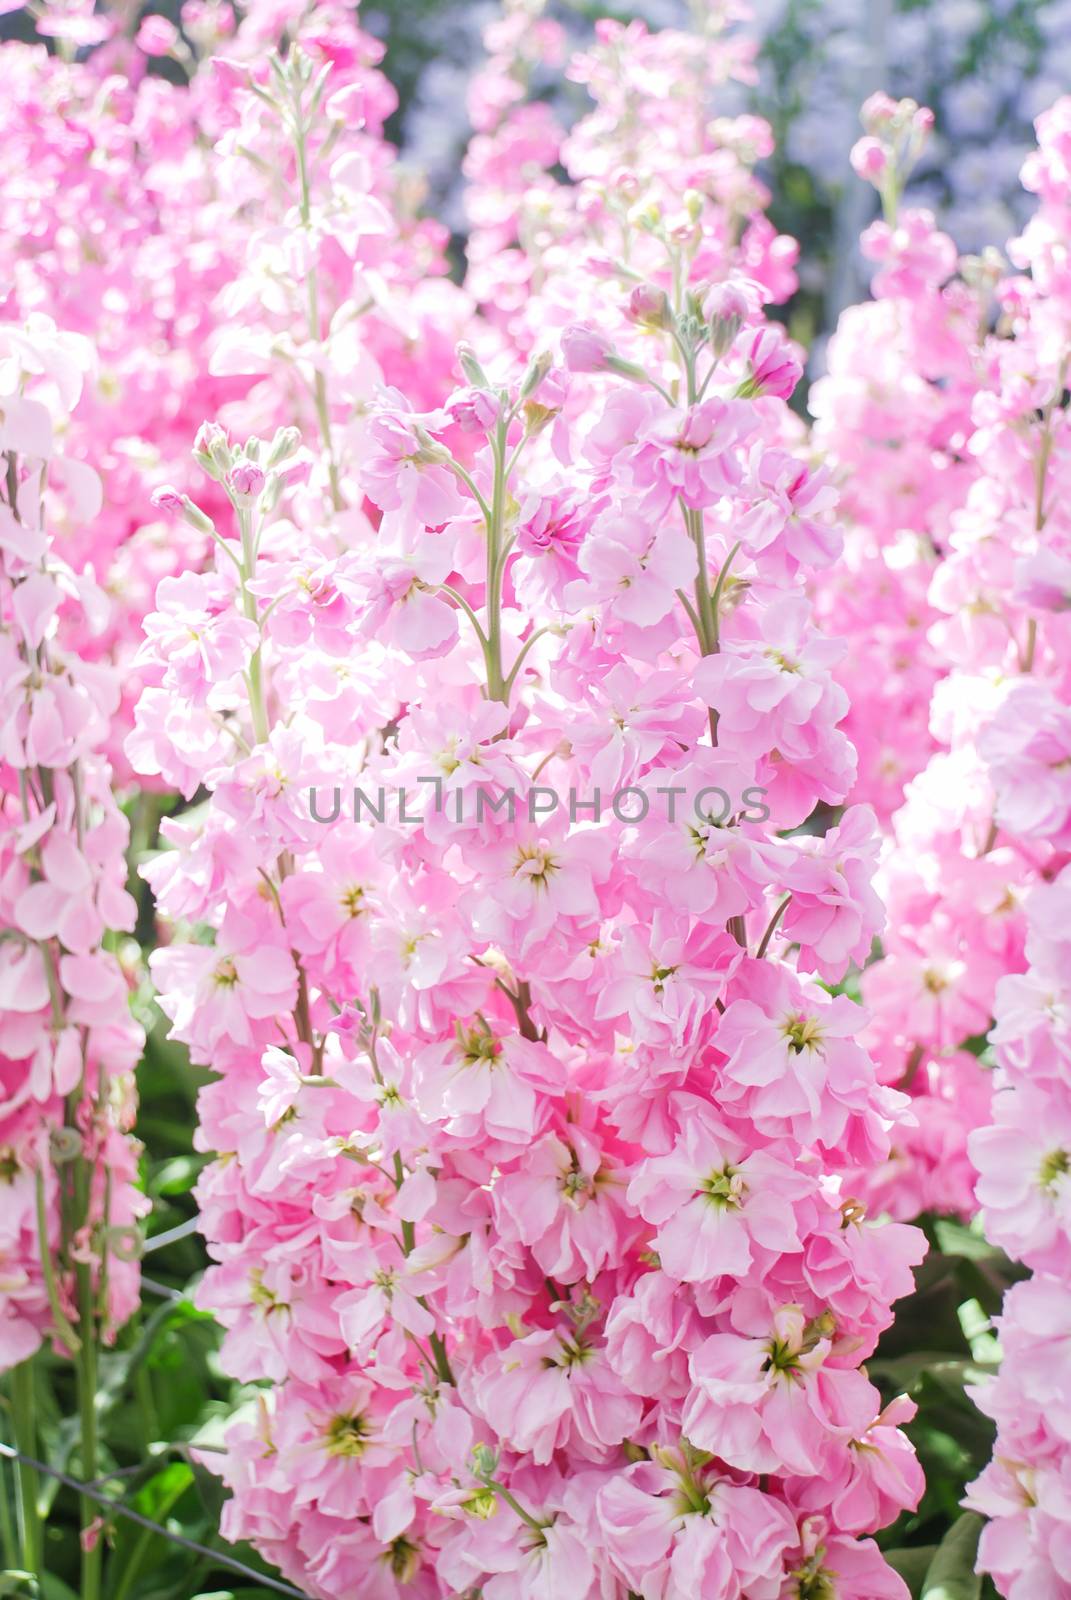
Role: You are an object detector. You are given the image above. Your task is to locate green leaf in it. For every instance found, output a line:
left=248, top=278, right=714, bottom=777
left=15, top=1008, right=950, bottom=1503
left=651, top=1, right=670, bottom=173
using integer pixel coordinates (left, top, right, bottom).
left=868, top=1353, right=997, bottom=1392
left=148, top=1156, right=212, bottom=1198
left=884, top=1547, right=939, bottom=1599
left=41, top=1576, right=81, bottom=1600
left=932, top=1219, right=1002, bottom=1263
left=921, top=1512, right=984, bottom=1599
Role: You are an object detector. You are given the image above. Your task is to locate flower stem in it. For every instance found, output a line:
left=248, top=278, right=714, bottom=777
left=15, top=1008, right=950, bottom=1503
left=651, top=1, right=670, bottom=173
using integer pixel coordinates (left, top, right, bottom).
left=76, top=1261, right=102, bottom=1600
left=10, top=1361, right=41, bottom=1581
left=756, top=893, right=791, bottom=959
left=237, top=508, right=270, bottom=745
left=485, top=417, right=509, bottom=704
left=291, top=72, right=343, bottom=510
left=485, top=1478, right=546, bottom=1538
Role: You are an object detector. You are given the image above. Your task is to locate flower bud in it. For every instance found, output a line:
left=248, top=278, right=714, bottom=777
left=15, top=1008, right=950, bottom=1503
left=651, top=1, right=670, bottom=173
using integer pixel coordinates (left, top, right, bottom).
left=193, top=421, right=232, bottom=479
left=627, top=284, right=672, bottom=330
left=456, top=342, right=490, bottom=388
left=561, top=324, right=613, bottom=374
left=151, top=485, right=215, bottom=535
left=519, top=349, right=553, bottom=400
left=150, top=484, right=186, bottom=516
left=860, top=91, right=900, bottom=134
left=705, top=282, right=749, bottom=358
left=849, top=136, right=888, bottom=184
left=135, top=14, right=180, bottom=55
left=266, top=426, right=301, bottom=467
left=229, top=462, right=266, bottom=502
left=608, top=167, right=641, bottom=201
left=446, top=387, right=500, bottom=435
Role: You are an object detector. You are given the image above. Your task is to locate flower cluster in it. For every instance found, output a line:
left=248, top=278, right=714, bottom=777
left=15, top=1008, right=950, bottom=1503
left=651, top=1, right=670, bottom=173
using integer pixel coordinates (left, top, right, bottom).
left=6, top=0, right=1070, bottom=1593
left=462, top=1, right=798, bottom=349
left=0, top=26, right=238, bottom=770
left=132, top=21, right=927, bottom=1595
left=0, top=315, right=145, bottom=1368
left=957, top=98, right=1071, bottom=1599
left=812, top=86, right=1071, bottom=1598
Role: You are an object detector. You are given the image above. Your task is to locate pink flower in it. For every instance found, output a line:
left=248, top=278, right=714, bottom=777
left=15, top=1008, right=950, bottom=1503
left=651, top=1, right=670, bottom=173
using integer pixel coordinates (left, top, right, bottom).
left=229, top=462, right=266, bottom=500
left=474, top=1327, right=642, bottom=1463
left=775, top=804, right=886, bottom=979
left=413, top=1029, right=562, bottom=1143
left=136, top=13, right=180, bottom=53
left=683, top=1305, right=844, bottom=1475
left=733, top=324, right=802, bottom=400
left=850, top=136, right=888, bottom=183
left=445, top=386, right=501, bottom=434
left=561, top=324, right=613, bottom=373
left=627, top=400, right=750, bottom=511
left=628, top=1111, right=815, bottom=1282
left=571, top=511, right=695, bottom=629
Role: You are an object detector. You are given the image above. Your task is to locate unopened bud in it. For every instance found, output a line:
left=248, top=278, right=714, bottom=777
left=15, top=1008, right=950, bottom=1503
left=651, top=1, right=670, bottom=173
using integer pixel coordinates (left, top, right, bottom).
left=627, top=284, right=672, bottom=330
left=150, top=484, right=185, bottom=516
left=266, top=426, right=301, bottom=467
left=705, top=282, right=750, bottom=358
left=629, top=200, right=662, bottom=232
left=151, top=485, right=215, bottom=535
left=457, top=342, right=490, bottom=388
left=193, top=421, right=232, bottom=479
left=229, top=462, right=266, bottom=502
left=410, top=425, right=451, bottom=465
left=519, top=349, right=553, bottom=400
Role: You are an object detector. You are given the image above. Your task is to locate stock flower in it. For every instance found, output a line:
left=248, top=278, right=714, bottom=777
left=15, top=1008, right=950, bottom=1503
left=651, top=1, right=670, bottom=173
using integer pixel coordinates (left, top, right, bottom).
left=627, top=399, right=750, bottom=511
left=115, top=9, right=935, bottom=1595
left=683, top=1305, right=841, bottom=1475
left=733, top=324, right=802, bottom=400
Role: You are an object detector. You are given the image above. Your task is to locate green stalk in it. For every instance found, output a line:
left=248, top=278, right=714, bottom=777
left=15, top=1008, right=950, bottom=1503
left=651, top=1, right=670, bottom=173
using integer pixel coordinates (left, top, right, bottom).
left=10, top=1361, right=41, bottom=1581
left=75, top=1262, right=102, bottom=1600
left=484, top=1478, right=546, bottom=1537
left=237, top=508, right=270, bottom=745
left=485, top=417, right=509, bottom=704
left=0, top=1440, right=18, bottom=1571
left=292, top=80, right=343, bottom=511
left=391, top=1153, right=455, bottom=1386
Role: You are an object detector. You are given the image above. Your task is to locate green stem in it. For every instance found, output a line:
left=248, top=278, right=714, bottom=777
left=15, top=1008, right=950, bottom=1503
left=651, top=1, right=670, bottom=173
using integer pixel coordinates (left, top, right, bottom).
left=292, top=90, right=343, bottom=511
left=708, top=540, right=741, bottom=654
left=897, top=1042, right=925, bottom=1091
left=237, top=509, right=270, bottom=745
left=10, top=1362, right=41, bottom=1582
left=0, top=1437, right=18, bottom=1572
left=391, top=1154, right=455, bottom=1385
left=485, top=1478, right=546, bottom=1537
left=437, top=583, right=488, bottom=650
left=76, top=1263, right=101, bottom=1600
left=445, top=457, right=492, bottom=525
left=34, top=1170, right=80, bottom=1354
left=687, top=507, right=718, bottom=655
left=133, top=1364, right=159, bottom=1454
left=485, top=418, right=509, bottom=704
left=502, top=625, right=554, bottom=699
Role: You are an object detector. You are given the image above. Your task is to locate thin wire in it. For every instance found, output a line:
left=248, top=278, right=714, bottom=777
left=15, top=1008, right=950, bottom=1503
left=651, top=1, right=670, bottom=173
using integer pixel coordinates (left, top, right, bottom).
left=138, top=1275, right=184, bottom=1301
left=143, top=1217, right=203, bottom=1254
left=0, top=1440, right=309, bottom=1599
